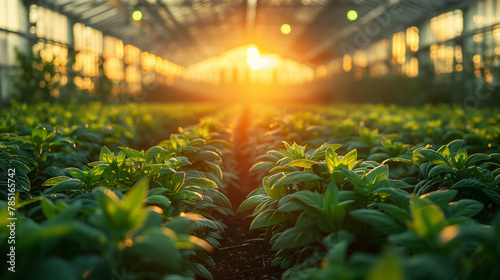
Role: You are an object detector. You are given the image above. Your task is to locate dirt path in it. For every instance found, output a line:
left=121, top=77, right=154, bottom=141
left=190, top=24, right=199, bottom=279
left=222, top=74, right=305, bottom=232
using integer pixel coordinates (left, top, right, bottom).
left=204, top=104, right=284, bottom=280
left=207, top=212, right=284, bottom=280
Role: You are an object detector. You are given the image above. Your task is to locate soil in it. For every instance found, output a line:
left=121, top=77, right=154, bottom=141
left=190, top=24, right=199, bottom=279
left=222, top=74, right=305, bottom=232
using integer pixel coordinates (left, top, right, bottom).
left=200, top=104, right=285, bottom=280
left=204, top=211, right=285, bottom=280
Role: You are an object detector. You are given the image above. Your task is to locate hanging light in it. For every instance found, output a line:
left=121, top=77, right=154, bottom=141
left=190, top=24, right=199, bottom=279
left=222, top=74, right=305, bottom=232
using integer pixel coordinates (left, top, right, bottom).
left=132, top=10, right=143, bottom=21
left=347, top=10, right=358, bottom=21
left=281, top=24, right=291, bottom=34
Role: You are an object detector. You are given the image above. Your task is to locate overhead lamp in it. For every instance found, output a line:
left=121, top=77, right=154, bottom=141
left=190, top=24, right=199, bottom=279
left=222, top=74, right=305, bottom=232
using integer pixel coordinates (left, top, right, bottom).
left=132, top=10, right=143, bottom=21
left=281, top=24, right=291, bottom=35
left=347, top=10, right=358, bottom=21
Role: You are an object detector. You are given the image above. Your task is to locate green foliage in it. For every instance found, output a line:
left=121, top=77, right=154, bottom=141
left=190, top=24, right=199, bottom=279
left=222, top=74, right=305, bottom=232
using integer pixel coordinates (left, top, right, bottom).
left=413, top=140, right=499, bottom=221
left=0, top=126, right=79, bottom=196
left=0, top=102, right=237, bottom=280
left=13, top=48, right=57, bottom=102
left=0, top=182, right=216, bottom=280
left=306, top=194, right=500, bottom=280
left=2, top=102, right=500, bottom=279
left=240, top=103, right=500, bottom=279
left=241, top=142, right=411, bottom=270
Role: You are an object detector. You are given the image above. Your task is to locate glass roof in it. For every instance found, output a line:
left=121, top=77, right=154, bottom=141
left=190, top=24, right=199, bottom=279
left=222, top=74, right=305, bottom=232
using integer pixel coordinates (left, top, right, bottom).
left=32, top=0, right=474, bottom=66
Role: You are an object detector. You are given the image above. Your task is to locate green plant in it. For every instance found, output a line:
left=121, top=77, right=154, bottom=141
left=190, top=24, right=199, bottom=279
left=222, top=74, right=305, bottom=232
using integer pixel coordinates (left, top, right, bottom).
left=0, top=126, right=79, bottom=196
left=367, top=139, right=411, bottom=162
left=0, top=142, right=34, bottom=197
left=240, top=142, right=411, bottom=272
left=0, top=180, right=216, bottom=280
left=413, top=140, right=500, bottom=221
left=306, top=192, right=495, bottom=280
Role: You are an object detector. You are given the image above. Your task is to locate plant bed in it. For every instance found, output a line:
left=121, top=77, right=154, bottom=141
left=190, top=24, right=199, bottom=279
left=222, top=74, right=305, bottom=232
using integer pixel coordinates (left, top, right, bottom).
left=1, top=102, right=500, bottom=280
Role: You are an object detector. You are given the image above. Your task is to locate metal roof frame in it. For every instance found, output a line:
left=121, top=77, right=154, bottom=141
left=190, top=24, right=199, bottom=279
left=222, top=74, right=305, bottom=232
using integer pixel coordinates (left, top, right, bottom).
left=24, top=0, right=477, bottom=66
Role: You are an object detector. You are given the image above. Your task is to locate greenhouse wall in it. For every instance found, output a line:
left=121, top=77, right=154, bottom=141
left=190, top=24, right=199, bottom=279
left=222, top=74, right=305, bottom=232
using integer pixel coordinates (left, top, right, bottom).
left=1, top=0, right=500, bottom=105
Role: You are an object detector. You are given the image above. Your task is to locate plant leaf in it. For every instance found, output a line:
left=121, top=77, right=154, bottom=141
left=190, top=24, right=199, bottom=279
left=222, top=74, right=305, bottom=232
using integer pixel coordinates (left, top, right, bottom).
left=271, top=226, right=320, bottom=250
left=250, top=210, right=291, bottom=229
left=350, top=209, right=404, bottom=234
left=444, top=199, right=483, bottom=219
left=272, top=171, right=322, bottom=188
left=43, top=179, right=86, bottom=194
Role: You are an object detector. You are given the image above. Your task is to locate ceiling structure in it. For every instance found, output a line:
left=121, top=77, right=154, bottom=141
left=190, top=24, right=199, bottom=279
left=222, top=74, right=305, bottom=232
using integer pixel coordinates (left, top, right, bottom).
left=28, top=0, right=475, bottom=66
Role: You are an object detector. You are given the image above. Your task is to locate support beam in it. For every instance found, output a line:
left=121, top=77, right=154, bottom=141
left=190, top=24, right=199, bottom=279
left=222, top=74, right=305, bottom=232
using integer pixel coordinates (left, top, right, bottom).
left=80, top=4, right=114, bottom=20
left=300, top=0, right=403, bottom=61
left=246, top=0, right=258, bottom=36
left=88, top=9, right=121, bottom=25
left=108, top=0, right=163, bottom=40
left=155, top=0, right=208, bottom=58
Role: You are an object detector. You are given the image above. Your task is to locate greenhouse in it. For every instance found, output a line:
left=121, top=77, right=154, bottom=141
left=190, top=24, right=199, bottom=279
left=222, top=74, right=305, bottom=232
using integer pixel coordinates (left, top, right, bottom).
left=1, top=0, right=500, bottom=279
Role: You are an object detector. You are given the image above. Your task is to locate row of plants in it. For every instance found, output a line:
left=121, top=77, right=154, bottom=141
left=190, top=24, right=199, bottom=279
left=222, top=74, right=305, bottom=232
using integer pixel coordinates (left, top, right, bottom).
left=326, top=67, right=500, bottom=106
left=248, top=103, right=500, bottom=154
left=2, top=101, right=499, bottom=279
left=0, top=101, right=222, bottom=159
left=240, top=103, right=500, bottom=279
left=0, top=103, right=240, bottom=280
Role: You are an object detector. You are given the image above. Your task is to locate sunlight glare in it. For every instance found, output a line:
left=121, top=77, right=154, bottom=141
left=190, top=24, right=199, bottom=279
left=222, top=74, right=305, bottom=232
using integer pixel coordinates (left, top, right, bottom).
left=247, top=47, right=260, bottom=59
left=185, top=44, right=314, bottom=85
left=247, top=46, right=276, bottom=70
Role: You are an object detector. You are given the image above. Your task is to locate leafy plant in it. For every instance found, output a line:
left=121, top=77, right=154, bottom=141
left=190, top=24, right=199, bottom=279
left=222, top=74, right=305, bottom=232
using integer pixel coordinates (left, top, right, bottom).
left=413, top=140, right=499, bottom=221
left=0, top=181, right=216, bottom=280
left=241, top=142, right=411, bottom=271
